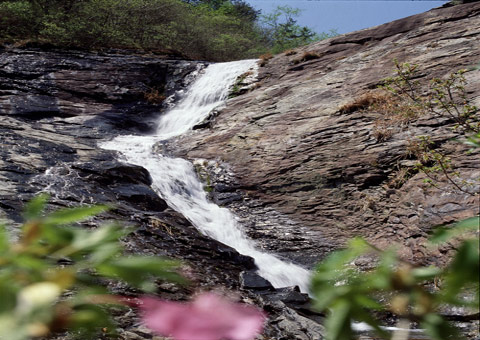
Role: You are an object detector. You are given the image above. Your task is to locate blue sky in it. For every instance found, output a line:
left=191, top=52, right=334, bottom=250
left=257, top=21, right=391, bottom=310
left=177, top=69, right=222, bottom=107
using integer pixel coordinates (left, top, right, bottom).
left=246, top=0, right=448, bottom=34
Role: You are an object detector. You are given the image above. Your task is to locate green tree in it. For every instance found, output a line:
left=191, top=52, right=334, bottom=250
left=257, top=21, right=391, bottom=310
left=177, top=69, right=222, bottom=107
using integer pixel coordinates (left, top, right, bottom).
left=0, top=1, right=38, bottom=40
left=261, top=5, right=334, bottom=54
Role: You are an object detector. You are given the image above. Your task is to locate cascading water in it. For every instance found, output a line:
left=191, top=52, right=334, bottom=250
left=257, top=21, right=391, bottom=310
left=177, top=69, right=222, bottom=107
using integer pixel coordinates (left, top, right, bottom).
left=101, top=60, right=311, bottom=292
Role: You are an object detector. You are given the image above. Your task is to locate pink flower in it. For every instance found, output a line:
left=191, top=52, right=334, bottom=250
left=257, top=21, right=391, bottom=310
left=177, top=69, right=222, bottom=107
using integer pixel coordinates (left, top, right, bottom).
left=137, top=293, right=266, bottom=340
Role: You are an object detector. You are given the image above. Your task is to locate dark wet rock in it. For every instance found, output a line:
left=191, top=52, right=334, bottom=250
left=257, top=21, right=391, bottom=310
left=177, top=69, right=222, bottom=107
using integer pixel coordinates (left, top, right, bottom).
left=111, top=184, right=168, bottom=212
left=213, top=191, right=243, bottom=206
left=240, top=271, right=275, bottom=291
left=192, top=109, right=218, bottom=130
left=214, top=183, right=238, bottom=193
left=216, top=245, right=256, bottom=269
left=264, top=301, right=326, bottom=340
left=72, top=161, right=153, bottom=186
left=0, top=49, right=256, bottom=303
left=0, top=48, right=206, bottom=136
left=1, top=45, right=320, bottom=340
left=264, top=286, right=309, bottom=306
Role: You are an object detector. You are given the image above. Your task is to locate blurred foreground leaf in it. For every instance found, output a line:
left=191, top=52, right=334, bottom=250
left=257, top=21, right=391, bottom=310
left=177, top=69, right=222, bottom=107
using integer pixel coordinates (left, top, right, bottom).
left=0, top=196, right=184, bottom=339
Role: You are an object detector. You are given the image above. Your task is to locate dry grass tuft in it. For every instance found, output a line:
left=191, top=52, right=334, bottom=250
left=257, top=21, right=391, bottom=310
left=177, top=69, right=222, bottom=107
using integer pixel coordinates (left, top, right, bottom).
left=144, top=88, right=166, bottom=104
left=388, top=167, right=413, bottom=189
left=340, top=91, right=425, bottom=142
left=292, top=51, right=321, bottom=65
left=372, top=120, right=394, bottom=142
left=258, top=53, right=273, bottom=67
left=339, top=91, right=392, bottom=114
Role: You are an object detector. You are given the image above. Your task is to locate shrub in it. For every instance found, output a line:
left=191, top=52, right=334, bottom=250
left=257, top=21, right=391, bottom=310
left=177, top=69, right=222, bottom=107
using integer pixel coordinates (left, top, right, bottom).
left=311, top=217, right=479, bottom=340
left=0, top=1, right=38, bottom=40
left=339, top=91, right=392, bottom=114
left=381, top=61, right=479, bottom=191
left=260, top=6, right=337, bottom=54
left=258, top=52, right=273, bottom=66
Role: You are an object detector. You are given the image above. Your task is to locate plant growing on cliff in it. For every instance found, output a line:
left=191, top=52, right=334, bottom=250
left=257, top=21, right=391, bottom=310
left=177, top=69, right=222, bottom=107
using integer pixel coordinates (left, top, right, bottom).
left=144, top=86, right=167, bottom=105
left=312, top=131, right=480, bottom=340
left=229, top=71, right=253, bottom=97
left=311, top=216, right=479, bottom=340
left=380, top=61, right=480, bottom=195
left=0, top=194, right=266, bottom=339
left=338, top=61, right=480, bottom=192
left=406, top=136, right=477, bottom=195
left=382, top=61, right=480, bottom=134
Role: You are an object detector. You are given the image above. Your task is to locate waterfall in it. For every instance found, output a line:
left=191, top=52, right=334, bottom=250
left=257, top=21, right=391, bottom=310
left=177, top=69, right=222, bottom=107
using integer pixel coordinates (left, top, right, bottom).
left=101, top=60, right=311, bottom=292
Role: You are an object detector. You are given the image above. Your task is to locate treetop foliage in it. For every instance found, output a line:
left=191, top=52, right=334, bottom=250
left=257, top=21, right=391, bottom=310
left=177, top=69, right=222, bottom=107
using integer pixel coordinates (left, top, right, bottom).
left=0, top=0, right=336, bottom=61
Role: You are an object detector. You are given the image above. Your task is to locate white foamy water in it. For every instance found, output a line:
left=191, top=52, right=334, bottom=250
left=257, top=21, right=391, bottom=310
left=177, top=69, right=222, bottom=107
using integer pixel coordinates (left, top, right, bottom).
left=101, top=60, right=311, bottom=292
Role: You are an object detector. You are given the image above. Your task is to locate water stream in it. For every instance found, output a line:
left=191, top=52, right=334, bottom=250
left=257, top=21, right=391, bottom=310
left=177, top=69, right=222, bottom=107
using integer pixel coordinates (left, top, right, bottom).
left=101, top=60, right=311, bottom=292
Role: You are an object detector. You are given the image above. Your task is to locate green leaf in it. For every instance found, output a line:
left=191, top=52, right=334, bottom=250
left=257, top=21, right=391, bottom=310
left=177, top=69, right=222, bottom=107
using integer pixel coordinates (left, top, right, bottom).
left=0, top=224, right=8, bottom=252
left=52, top=224, right=125, bottom=259
left=464, top=132, right=480, bottom=149
left=44, top=205, right=109, bottom=226
left=313, top=237, right=370, bottom=282
left=353, top=294, right=383, bottom=310
left=0, top=280, right=18, bottom=313
left=12, top=254, right=49, bottom=274
left=421, top=313, right=464, bottom=340
left=70, top=304, right=115, bottom=339
left=97, top=256, right=185, bottom=290
left=0, top=314, right=29, bottom=340
left=442, top=239, right=480, bottom=302
left=369, top=250, right=397, bottom=289
left=312, top=286, right=345, bottom=311
left=352, top=309, right=389, bottom=340
left=23, top=194, right=49, bottom=220
left=325, top=299, right=354, bottom=340
left=411, top=266, right=442, bottom=280
left=429, top=216, right=479, bottom=244
left=88, top=243, right=122, bottom=265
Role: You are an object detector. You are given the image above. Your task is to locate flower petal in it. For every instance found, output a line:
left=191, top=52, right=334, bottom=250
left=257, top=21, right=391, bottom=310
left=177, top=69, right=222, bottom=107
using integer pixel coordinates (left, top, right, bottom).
left=138, top=293, right=266, bottom=340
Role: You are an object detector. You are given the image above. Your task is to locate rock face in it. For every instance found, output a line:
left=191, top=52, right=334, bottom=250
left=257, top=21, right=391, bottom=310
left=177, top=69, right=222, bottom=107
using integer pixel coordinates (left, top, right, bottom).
left=0, top=48, right=320, bottom=339
left=0, top=49, right=266, bottom=292
left=176, top=2, right=480, bottom=267
left=0, top=48, right=202, bottom=219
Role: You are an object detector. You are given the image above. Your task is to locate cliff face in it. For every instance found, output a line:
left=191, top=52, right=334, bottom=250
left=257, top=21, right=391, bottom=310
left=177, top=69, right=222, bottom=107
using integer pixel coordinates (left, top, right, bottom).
left=176, top=2, right=480, bottom=266
left=0, top=49, right=322, bottom=340
left=0, top=49, right=256, bottom=289
left=0, top=49, right=201, bottom=217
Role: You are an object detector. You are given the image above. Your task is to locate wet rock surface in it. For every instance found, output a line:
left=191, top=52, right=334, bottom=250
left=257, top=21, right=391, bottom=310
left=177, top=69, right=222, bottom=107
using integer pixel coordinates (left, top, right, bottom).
left=176, top=3, right=480, bottom=268
left=0, top=48, right=326, bottom=339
